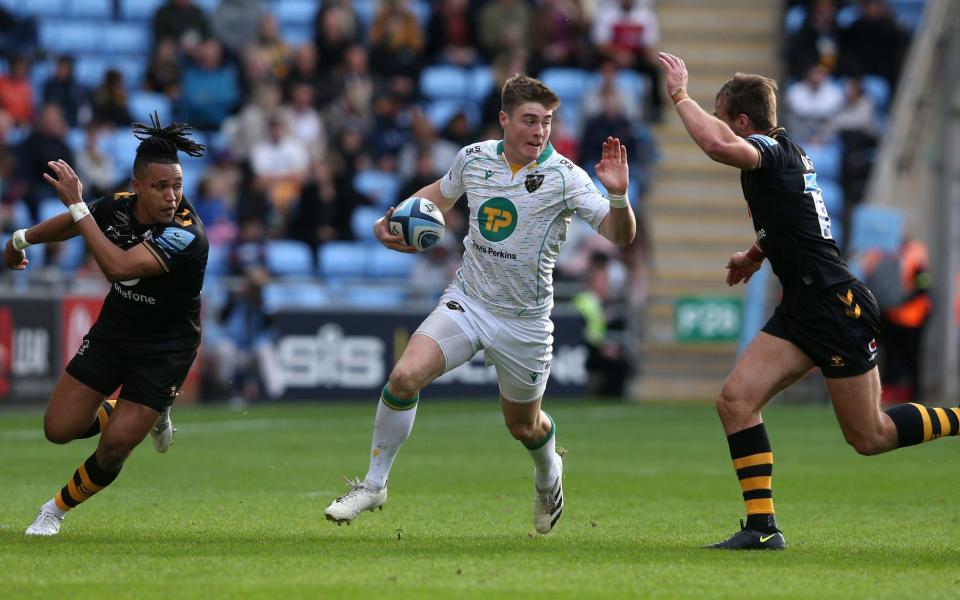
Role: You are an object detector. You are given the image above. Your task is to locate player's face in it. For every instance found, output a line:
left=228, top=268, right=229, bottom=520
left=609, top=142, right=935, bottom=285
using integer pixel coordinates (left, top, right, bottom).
left=132, top=162, right=183, bottom=224
left=500, top=102, right=553, bottom=164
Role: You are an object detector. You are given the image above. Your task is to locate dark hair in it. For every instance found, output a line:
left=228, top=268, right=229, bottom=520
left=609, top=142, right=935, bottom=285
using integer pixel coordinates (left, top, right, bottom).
left=131, top=111, right=206, bottom=177
left=501, top=74, right=560, bottom=115
left=716, top=73, right=778, bottom=131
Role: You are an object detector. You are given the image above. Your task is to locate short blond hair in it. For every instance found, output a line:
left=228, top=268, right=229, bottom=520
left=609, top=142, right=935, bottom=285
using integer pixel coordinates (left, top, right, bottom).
left=501, top=74, right=560, bottom=115
left=716, top=73, right=778, bottom=131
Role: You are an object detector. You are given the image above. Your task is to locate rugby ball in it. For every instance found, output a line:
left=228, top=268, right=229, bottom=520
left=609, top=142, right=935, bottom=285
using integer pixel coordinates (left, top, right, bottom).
left=389, top=197, right=445, bottom=252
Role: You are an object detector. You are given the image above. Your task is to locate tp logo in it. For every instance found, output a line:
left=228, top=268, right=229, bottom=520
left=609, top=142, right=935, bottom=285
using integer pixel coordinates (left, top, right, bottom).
left=478, top=197, right=518, bottom=242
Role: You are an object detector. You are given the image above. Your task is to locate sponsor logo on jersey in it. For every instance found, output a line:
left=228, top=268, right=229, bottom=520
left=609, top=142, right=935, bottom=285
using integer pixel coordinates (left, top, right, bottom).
left=868, top=338, right=878, bottom=361
left=154, top=228, right=195, bottom=253
left=478, top=197, right=518, bottom=242
left=113, top=282, right=157, bottom=304
left=524, top=173, right=544, bottom=192
left=465, top=145, right=482, bottom=155
left=484, top=170, right=495, bottom=180
left=446, top=300, right=465, bottom=313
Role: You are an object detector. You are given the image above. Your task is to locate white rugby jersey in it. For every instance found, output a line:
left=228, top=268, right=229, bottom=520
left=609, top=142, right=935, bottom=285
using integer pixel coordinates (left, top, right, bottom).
left=440, top=140, right=611, bottom=317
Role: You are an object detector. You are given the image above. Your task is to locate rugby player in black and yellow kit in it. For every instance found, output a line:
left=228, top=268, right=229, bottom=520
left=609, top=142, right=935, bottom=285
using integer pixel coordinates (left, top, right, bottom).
left=3, top=114, right=207, bottom=536
left=658, top=53, right=960, bottom=550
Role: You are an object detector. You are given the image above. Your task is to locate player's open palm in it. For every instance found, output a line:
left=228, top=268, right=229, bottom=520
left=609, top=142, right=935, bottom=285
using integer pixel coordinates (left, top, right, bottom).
left=4, top=240, right=28, bottom=270
left=374, top=206, right=418, bottom=254
left=725, top=251, right=762, bottom=286
left=43, top=159, right=83, bottom=207
left=595, top=137, right=629, bottom=197
left=657, top=52, right=689, bottom=97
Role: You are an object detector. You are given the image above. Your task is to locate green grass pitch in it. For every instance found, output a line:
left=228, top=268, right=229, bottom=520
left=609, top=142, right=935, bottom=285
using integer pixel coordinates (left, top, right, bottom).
left=0, top=400, right=957, bottom=599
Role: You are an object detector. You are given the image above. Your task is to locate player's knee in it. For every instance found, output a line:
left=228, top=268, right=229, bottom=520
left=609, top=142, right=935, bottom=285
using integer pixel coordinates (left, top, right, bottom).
left=387, top=365, right=424, bottom=398
left=96, top=437, right=135, bottom=469
left=504, top=419, right=536, bottom=443
left=845, top=433, right=886, bottom=456
left=716, top=384, right=746, bottom=421
left=42, top=421, right=74, bottom=445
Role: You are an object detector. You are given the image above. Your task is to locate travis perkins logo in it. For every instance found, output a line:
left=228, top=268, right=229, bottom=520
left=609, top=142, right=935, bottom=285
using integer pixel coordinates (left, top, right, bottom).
left=524, top=173, right=544, bottom=193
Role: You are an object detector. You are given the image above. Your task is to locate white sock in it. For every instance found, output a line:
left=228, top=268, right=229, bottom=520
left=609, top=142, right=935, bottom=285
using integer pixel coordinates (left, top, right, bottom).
left=528, top=413, right=559, bottom=488
left=364, top=396, right=418, bottom=490
left=44, top=498, right=66, bottom=517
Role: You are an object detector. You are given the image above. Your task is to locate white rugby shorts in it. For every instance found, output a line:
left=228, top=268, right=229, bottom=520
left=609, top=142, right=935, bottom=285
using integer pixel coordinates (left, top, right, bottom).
left=415, top=285, right=554, bottom=403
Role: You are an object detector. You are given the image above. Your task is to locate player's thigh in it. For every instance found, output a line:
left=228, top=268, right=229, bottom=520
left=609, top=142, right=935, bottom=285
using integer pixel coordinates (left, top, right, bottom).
left=396, top=294, right=483, bottom=390
left=722, top=331, right=814, bottom=411
left=500, top=393, right=543, bottom=429
left=488, top=316, right=553, bottom=404
left=43, top=372, right=109, bottom=440
left=825, top=366, right=889, bottom=443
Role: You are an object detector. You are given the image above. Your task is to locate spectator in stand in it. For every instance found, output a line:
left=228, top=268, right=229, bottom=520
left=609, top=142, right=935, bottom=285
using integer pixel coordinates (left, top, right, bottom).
left=314, top=1, right=362, bottom=76
left=398, top=148, right=440, bottom=202
left=152, top=0, right=212, bottom=54
left=281, top=82, right=327, bottom=162
left=0, top=55, right=33, bottom=125
left=42, top=57, right=87, bottom=128
left=192, top=176, right=237, bottom=246
left=480, top=50, right=529, bottom=131
left=285, top=44, right=323, bottom=104
left=250, top=116, right=310, bottom=219
left=396, top=109, right=458, bottom=182
left=0, top=108, right=19, bottom=224
left=784, top=64, right=845, bottom=143
left=229, top=218, right=268, bottom=275
left=238, top=47, right=279, bottom=102
left=829, top=77, right=879, bottom=218
left=15, top=104, right=74, bottom=220
left=74, top=123, right=119, bottom=199
left=370, top=92, right=414, bottom=170
left=425, top=0, right=479, bottom=67
left=785, top=0, right=840, bottom=81
left=288, top=156, right=369, bottom=254
left=144, top=38, right=183, bottom=98
left=591, top=0, right=664, bottom=121
left=178, top=38, right=241, bottom=131
left=838, top=0, right=908, bottom=91
left=369, top=0, right=425, bottom=83
left=532, top=0, right=593, bottom=73
left=212, top=0, right=268, bottom=61
left=0, top=7, right=37, bottom=60
left=221, top=83, right=281, bottom=161
left=581, top=57, right=644, bottom=125
left=256, top=14, right=292, bottom=83
left=579, top=88, right=638, bottom=171
left=440, top=110, right=476, bottom=148
left=325, top=45, right=376, bottom=131
left=333, top=124, right=373, bottom=180
left=90, top=70, right=133, bottom=128
left=821, top=76, right=878, bottom=141
left=573, top=253, right=630, bottom=397
left=478, top=0, right=533, bottom=62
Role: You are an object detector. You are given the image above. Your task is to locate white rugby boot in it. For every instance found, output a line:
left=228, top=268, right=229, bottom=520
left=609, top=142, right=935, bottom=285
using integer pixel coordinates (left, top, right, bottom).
left=25, top=500, right=65, bottom=536
left=533, top=452, right=564, bottom=534
left=324, top=477, right=387, bottom=525
left=150, top=406, right=176, bottom=453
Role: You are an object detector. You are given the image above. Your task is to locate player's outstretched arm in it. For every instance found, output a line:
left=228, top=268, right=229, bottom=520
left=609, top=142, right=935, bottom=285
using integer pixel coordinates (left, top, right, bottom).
left=4, top=201, right=86, bottom=270
left=657, top=52, right=760, bottom=171
left=44, top=159, right=165, bottom=282
left=595, top=137, right=636, bottom=247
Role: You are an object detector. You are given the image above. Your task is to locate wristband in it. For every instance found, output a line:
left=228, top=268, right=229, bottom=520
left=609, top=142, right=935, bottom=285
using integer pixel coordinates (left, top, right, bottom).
left=669, top=86, right=687, bottom=99
left=69, top=202, right=91, bottom=222
left=746, top=243, right=765, bottom=263
left=607, top=193, right=629, bottom=209
left=12, top=229, right=30, bottom=251
left=674, top=95, right=692, bottom=106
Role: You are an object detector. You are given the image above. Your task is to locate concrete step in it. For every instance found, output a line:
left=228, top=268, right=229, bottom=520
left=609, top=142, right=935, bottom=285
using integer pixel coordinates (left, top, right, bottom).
left=633, top=375, right=724, bottom=402
left=659, top=6, right=777, bottom=38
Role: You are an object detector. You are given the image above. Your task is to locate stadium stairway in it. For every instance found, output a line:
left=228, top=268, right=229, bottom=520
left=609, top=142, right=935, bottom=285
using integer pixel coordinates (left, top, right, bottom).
left=635, top=0, right=780, bottom=401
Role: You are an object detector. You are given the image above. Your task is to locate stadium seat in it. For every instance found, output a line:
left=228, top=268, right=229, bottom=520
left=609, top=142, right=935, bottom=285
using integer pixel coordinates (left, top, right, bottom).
left=18, top=0, right=64, bottom=15
left=10, top=199, right=32, bottom=230
left=102, top=129, right=142, bottom=175
left=104, top=23, right=151, bottom=54
left=891, top=0, right=926, bottom=30
left=836, top=5, right=860, bottom=27
left=281, top=24, right=312, bottom=45
left=420, top=65, right=470, bottom=100
left=318, top=241, right=369, bottom=280
left=353, top=170, right=401, bottom=208
left=343, top=285, right=407, bottom=308
left=614, top=70, right=648, bottom=104
left=409, top=0, right=431, bottom=29
left=273, top=0, right=318, bottom=25
left=470, top=64, right=495, bottom=100
left=74, top=55, right=145, bottom=90
left=784, top=5, right=806, bottom=34
left=350, top=206, right=383, bottom=241
left=848, top=205, right=903, bottom=255
left=539, top=68, right=590, bottom=104
left=804, top=141, right=841, bottom=181
left=861, top=75, right=891, bottom=112
left=56, top=237, right=87, bottom=273
left=66, top=127, right=87, bottom=154
left=120, top=0, right=164, bottom=20
left=367, top=245, right=417, bottom=279
left=424, top=99, right=468, bottom=130
left=352, top=0, right=378, bottom=30
left=67, top=0, right=112, bottom=18
left=179, top=160, right=206, bottom=201
left=39, top=21, right=101, bottom=54
left=39, top=197, right=65, bottom=222
left=129, top=90, right=172, bottom=124
left=265, top=240, right=314, bottom=277
left=262, top=281, right=330, bottom=313
left=205, top=243, right=229, bottom=278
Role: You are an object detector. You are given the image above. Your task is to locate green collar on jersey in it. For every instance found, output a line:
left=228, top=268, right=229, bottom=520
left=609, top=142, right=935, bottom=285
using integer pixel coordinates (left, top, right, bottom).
left=496, top=140, right=554, bottom=165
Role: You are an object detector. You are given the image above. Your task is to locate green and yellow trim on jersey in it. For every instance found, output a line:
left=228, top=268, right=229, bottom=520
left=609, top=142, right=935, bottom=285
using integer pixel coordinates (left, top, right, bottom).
left=496, top=141, right=556, bottom=178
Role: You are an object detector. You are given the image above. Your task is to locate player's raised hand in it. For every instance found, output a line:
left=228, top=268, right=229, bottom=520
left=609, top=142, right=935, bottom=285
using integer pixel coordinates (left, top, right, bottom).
left=374, top=206, right=419, bottom=254
left=43, top=159, right=84, bottom=206
left=725, top=251, right=762, bottom=286
left=3, top=239, right=28, bottom=270
left=595, top=137, right=629, bottom=197
left=657, top=52, right=689, bottom=99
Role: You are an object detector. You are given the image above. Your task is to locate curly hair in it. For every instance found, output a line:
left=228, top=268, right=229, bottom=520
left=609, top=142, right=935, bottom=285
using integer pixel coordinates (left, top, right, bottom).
left=131, top=111, right=206, bottom=176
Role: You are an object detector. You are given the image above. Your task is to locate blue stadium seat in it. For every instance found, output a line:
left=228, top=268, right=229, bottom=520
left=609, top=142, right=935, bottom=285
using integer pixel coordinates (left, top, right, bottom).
left=409, top=0, right=431, bottom=29
left=351, top=206, right=383, bottom=241
left=104, top=23, right=151, bottom=54
left=614, top=69, right=648, bottom=103
left=67, top=0, right=112, bottom=18
left=74, top=55, right=144, bottom=90
left=18, top=0, right=64, bottom=15
left=352, top=0, right=378, bottom=30
left=120, top=0, right=164, bottom=20
left=205, top=243, right=229, bottom=278
left=273, top=0, right=318, bottom=25
left=785, top=5, right=806, bottom=34
left=265, top=240, right=314, bottom=276
left=804, top=141, right=841, bottom=181
left=424, top=99, right=465, bottom=130
left=848, top=205, right=903, bottom=255
left=179, top=160, right=206, bottom=201
left=10, top=199, right=32, bottom=230
left=39, top=21, right=102, bottom=54
left=318, top=241, right=369, bottom=280
left=29, top=59, right=55, bottom=106
left=56, top=237, right=87, bottom=273
left=102, top=129, right=142, bottom=175
left=420, top=65, right=470, bottom=100
left=262, top=281, right=330, bottom=313
left=343, top=285, right=407, bottom=308
left=470, top=64, right=494, bottom=100
left=353, top=170, right=401, bottom=208
left=368, top=245, right=417, bottom=279
left=66, top=127, right=87, bottom=154
left=539, top=68, right=590, bottom=104
left=891, top=0, right=926, bottom=30
left=129, top=90, right=172, bottom=124
left=281, top=24, right=313, bottom=45
left=836, top=5, right=860, bottom=28
left=861, top=75, right=891, bottom=112
left=39, top=197, right=65, bottom=222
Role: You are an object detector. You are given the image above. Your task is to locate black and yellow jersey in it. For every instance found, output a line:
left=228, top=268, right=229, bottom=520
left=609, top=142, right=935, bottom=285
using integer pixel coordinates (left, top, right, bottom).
left=741, top=128, right=854, bottom=310
left=87, top=192, right=207, bottom=350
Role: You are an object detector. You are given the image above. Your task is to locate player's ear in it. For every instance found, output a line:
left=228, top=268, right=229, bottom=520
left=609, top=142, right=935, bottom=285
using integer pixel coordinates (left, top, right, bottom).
left=498, top=110, right=508, bottom=128
left=130, top=176, right=141, bottom=195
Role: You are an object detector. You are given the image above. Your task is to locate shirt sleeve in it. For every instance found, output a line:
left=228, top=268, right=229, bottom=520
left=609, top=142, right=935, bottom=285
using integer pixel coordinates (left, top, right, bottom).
left=745, top=134, right=783, bottom=171
left=87, top=195, right=111, bottom=229
left=439, top=144, right=475, bottom=201
left=143, top=222, right=207, bottom=273
left=565, top=165, right=610, bottom=231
